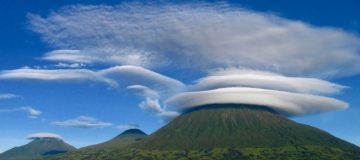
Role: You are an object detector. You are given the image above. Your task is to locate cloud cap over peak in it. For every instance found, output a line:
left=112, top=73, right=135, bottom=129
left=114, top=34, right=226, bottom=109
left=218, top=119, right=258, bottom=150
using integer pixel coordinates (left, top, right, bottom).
left=27, top=132, right=63, bottom=140
left=166, top=87, right=348, bottom=116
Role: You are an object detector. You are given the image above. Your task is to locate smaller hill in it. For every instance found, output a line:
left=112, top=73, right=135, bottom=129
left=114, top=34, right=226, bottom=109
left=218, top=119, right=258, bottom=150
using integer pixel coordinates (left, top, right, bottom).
left=42, top=129, right=148, bottom=160
left=85, top=129, right=147, bottom=149
left=0, top=137, right=76, bottom=160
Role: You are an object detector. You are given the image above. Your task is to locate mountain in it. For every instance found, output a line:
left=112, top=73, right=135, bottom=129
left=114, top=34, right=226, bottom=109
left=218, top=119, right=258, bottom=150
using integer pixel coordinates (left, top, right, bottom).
left=134, top=104, right=359, bottom=150
left=44, top=104, right=360, bottom=160
left=0, top=137, right=76, bottom=160
left=85, top=129, right=147, bottom=149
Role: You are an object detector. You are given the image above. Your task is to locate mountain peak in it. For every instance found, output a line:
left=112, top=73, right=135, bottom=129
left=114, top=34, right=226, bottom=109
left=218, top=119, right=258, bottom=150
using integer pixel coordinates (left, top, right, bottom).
left=120, top=129, right=147, bottom=136
left=75, top=129, right=148, bottom=152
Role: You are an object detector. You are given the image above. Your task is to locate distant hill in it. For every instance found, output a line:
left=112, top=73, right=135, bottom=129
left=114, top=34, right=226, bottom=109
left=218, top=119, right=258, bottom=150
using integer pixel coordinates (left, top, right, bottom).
left=42, top=129, right=147, bottom=160
left=0, top=137, right=76, bottom=160
left=44, top=104, right=360, bottom=160
left=85, top=129, right=147, bottom=149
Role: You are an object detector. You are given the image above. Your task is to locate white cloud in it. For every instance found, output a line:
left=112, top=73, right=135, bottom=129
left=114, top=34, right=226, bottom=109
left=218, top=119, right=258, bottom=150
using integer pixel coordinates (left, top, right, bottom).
left=139, top=97, right=180, bottom=120
left=0, top=107, right=42, bottom=118
left=0, top=67, right=114, bottom=85
left=139, top=98, right=163, bottom=113
left=22, top=107, right=42, bottom=118
left=41, top=49, right=91, bottom=63
left=0, top=66, right=184, bottom=120
left=0, top=65, right=185, bottom=93
left=28, top=3, right=360, bottom=78
left=54, top=62, right=86, bottom=68
left=41, top=49, right=153, bottom=67
left=100, top=66, right=185, bottom=94
left=166, top=87, right=348, bottom=116
left=116, top=123, right=140, bottom=130
left=0, top=65, right=348, bottom=118
left=193, top=68, right=347, bottom=95
left=127, top=85, right=159, bottom=98
left=0, top=93, right=19, bottom=100
left=52, top=116, right=112, bottom=128
left=28, top=132, right=63, bottom=140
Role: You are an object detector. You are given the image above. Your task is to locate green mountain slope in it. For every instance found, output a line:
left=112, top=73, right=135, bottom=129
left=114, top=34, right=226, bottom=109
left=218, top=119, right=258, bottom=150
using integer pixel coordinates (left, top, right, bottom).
left=0, top=137, right=76, bottom=160
left=44, top=104, right=360, bottom=160
left=134, top=104, right=359, bottom=150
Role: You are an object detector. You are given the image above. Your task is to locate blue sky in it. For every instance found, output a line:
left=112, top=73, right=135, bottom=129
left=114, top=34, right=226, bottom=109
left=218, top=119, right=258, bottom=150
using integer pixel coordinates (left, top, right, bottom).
left=1, top=0, right=360, bottom=152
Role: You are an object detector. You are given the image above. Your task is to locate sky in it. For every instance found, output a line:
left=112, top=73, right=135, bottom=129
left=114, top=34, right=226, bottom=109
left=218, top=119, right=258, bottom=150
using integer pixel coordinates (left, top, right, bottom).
left=1, top=0, right=360, bottom=152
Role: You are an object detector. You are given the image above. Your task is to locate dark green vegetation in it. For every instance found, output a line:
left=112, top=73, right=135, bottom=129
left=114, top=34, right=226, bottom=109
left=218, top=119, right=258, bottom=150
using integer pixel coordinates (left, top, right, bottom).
left=44, top=104, right=360, bottom=160
left=0, top=137, right=76, bottom=160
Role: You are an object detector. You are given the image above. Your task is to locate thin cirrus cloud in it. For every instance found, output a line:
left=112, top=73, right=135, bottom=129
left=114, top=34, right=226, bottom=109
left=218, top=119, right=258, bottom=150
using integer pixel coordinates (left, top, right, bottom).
left=41, top=49, right=153, bottom=67
left=166, top=87, right=348, bottom=116
left=0, top=93, right=20, bottom=100
left=0, top=107, right=42, bottom=118
left=27, top=132, right=63, bottom=140
left=28, top=2, right=360, bottom=78
left=41, top=50, right=92, bottom=63
left=52, top=116, right=112, bottom=128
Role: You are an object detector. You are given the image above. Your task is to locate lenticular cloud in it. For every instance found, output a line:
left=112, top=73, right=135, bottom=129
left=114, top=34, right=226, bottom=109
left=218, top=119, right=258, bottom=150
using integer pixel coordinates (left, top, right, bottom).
left=166, top=69, right=349, bottom=116
left=192, top=69, right=346, bottom=95
left=28, top=133, right=63, bottom=140
left=166, top=87, right=348, bottom=116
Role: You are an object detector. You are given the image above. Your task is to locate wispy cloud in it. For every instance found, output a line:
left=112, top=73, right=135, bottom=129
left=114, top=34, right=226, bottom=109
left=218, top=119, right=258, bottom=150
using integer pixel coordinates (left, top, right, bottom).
left=41, top=49, right=91, bottom=63
left=53, top=62, right=86, bottom=68
left=127, top=85, right=159, bottom=98
left=0, top=65, right=185, bottom=93
left=139, top=97, right=180, bottom=120
left=0, top=93, right=20, bottom=100
left=28, top=3, right=360, bottom=78
left=0, top=107, right=42, bottom=118
left=52, top=116, right=112, bottom=128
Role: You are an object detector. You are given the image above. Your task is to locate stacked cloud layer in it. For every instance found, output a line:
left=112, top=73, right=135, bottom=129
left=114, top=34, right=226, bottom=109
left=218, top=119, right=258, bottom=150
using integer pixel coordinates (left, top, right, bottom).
left=166, top=69, right=348, bottom=116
